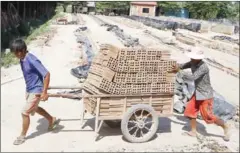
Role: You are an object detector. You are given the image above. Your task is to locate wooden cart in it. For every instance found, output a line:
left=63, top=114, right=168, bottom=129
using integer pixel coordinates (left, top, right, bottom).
left=49, top=86, right=174, bottom=143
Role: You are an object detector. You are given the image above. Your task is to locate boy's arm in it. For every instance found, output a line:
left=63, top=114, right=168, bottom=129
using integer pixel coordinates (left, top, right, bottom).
left=42, top=72, right=50, bottom=100
left=29, top=58, right=50, bottom=101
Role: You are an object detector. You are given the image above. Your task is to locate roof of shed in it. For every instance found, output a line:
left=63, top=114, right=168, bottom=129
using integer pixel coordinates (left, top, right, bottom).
left=130, top=2, right=157, bottom=6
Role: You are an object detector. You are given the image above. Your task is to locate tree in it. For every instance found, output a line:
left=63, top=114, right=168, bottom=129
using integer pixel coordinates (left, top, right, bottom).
left=158, top=2, right=186, bottom=11
left=59, top=1, right=86, bottom=13
left=217, top=2, right=239, bottom=21
left=185, top=2, right=239, bottom=20
left=158, top=1, right=239, bottom=20
left=184, top=2, right=220, bottom=20
left=95, top=2, right=130, bottom=13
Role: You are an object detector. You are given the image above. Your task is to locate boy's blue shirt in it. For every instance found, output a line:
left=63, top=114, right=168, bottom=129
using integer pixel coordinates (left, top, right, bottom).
left=20, top=52, right=48, bottom=93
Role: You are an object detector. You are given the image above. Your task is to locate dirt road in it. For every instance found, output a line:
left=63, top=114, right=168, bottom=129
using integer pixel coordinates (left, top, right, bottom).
left=1, top=14, right=239, bottom=152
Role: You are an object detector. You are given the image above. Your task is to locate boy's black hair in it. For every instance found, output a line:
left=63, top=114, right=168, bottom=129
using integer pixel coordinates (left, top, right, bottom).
left=10, top=38, right=27, bottom=53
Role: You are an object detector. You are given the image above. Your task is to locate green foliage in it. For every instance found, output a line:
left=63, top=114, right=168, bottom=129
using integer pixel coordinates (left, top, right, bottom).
left=1, top=51, right=19, bottom=68
left=158, top=2, right=186, bottom=11
left=217, top=2, right=239, bottom=20
left=25, top=21, right=50, bottom=44
left=58, top=1, right=86, bottom=12
left=185, top=2, right=220, bottom=19
left=158, top=1, right=239, bottom=20
left=96, top=2, right=130, bottom=12
left=99, top=1, right=240, bottom=20
left=1, top=6, right=65, bottom=68
left=25, top=10, right=65, bottom=44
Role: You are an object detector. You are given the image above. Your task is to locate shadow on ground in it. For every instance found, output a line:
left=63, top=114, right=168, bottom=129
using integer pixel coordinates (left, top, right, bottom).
left=47, top=117, right=175, bottom=142
left=26, top=118, right=65, bottom=140
left=26, top=114, right=224, bottom=141
left=174, top=114, right=224, bottom=139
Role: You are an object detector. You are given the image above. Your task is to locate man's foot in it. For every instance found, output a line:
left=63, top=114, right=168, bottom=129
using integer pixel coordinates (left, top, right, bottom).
left=13, top=136, right=26, bottom=145
left=182, top=131, right=197, bottom=137
left=223, top=124, right=230, bottom=141
left=48, top=117, right=60, bottom=131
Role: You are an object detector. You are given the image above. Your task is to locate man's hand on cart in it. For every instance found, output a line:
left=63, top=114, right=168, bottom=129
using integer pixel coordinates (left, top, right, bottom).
left=169, top=64, right=180, bottom=73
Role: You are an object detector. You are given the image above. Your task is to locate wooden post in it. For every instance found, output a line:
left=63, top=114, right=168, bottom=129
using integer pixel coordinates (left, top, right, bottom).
left=95, top=98, right=101, bottom=137
left=149, top=96, right=152, bottom=106
left=80, top=90, right=86, bottom=128
left=97, top=120, right=104, bottom=133
left=123, top=97, right=127, bottom=113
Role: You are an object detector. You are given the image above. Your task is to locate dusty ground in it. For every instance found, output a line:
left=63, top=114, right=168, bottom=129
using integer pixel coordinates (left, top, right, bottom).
left=1, top=14, right=239, bottom=152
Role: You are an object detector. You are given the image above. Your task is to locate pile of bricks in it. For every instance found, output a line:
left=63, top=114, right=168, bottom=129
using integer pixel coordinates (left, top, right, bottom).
left=83, top=44, right=176, bottom=95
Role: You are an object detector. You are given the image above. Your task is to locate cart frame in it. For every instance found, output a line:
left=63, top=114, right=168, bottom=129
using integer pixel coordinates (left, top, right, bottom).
left=48, top=86, right=174, bottom=142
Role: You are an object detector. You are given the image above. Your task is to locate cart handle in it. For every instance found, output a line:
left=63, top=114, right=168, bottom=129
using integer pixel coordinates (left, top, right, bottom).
left=48, top=93, right=81, bottom=99
left=47, top=93, right=174, bottom=99
left=48, top=86, right=83, bottom=90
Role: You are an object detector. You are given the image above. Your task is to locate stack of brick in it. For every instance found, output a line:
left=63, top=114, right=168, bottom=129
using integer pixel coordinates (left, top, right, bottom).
left=83, top=44, right=176, bottom=95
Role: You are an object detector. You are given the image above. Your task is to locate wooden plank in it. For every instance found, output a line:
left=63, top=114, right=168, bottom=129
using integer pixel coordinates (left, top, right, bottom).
left=99, top=113, right=122, bottom=117
left=83, top=93, right=174, bottom=98
left=100, top=111, right=122, bottom=114
left=100, top=107, right=123, bottom=111
left=95, top=98, right=101, bottom=133
left=154, top=104, right=171, bottom=108
left=123, top=97, right=127, bottom=112
left=126, top=97, right=172, bottom=102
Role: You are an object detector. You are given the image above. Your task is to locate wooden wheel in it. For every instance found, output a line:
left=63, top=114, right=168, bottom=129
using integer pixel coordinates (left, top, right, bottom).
left=121, top=104, right=159, bottom=143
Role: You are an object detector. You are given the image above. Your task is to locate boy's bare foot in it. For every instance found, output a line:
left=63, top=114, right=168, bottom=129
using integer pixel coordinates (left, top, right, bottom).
left=182, top=131, right=197, bottom=137
left=223, top=124, right=230, bottom=141
left=48, top=117, right=60, bottom=131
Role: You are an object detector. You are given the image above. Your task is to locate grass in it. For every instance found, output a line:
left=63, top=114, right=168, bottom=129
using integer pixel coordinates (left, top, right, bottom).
left=1, top=6, right=65, bottom=68
left=25, top=8, right=65, bottom=44
left=25, top=21, right=51, bottom=44
left=1, top=51, right=19, bottom=68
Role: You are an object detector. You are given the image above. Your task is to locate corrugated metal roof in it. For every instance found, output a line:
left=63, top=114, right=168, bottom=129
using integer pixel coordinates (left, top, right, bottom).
left=130, top=2, right=157, bottom=6
left=87, top=2, right=95, bottom=7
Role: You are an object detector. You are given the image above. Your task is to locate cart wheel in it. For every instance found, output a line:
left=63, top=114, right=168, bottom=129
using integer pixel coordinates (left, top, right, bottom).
left=104, top=120, right=121, bottom=128
left=121, top=104, right=159, bottom=143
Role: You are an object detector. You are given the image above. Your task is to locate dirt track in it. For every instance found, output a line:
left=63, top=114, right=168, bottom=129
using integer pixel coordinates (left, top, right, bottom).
left=1, top=14, right=239, bottom=152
